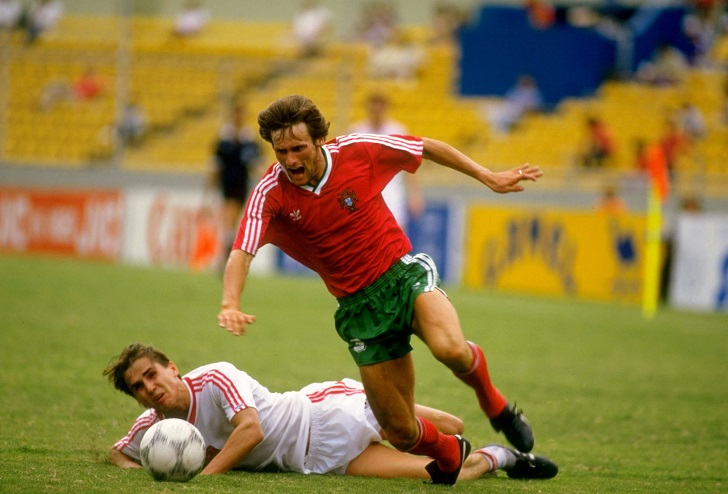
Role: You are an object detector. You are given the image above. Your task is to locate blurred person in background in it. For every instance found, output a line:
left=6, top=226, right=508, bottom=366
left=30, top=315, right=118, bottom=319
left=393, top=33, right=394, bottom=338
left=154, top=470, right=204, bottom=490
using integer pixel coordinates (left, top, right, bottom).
left=676, top=101, right=706, bottom=141
left=593, top=183, right=627, bottom=215
left=635, top=43, right=689, bottom=86
left=173, top=0, right=210, bottom=37
left=38, top=65, right=106, bottom=111
left=289, top=0, right=333, bottom=57
left=428, top=2, right=468, bottom=47
left=117, top=100, right=148, bottom=147
left=0, top=0, right=22, bottom=30
left=683, top=0, right=720, bottom=67
left=367, top=28, right=425, bottom=81
left=23, top=0, right=63, bottom=44
left=105, top=343, right=557, bottom=480
left=578, top=115, right=615, bottom=168
left=349, top=91, right=424, bottom=232
left=217, top=94, right=543, bottom=486
left=524, top=0, right=556, bottom=29
left=206, top=102, right=263, bottom=263
left=482, top=74, right=543, bottom=135
left=659, top=116, right=692, bottom=178
left=354, top=1, right=399, bottom=47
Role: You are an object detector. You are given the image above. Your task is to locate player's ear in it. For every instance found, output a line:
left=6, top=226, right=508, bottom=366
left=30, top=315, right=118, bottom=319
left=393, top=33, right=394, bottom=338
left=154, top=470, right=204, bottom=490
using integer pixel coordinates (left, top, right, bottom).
left=168, top=361, right=180, bottom=378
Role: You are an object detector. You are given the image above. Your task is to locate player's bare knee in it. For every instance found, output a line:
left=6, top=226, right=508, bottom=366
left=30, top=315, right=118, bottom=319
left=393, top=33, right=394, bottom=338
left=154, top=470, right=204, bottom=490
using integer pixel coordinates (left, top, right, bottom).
left=383, top=423, right=420, bottom=452
left=432, top=341, right=472, bottom=370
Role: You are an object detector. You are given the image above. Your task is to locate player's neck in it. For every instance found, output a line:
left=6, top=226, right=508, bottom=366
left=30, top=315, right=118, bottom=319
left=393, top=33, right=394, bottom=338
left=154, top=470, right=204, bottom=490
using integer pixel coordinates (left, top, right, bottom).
left=307, top=148, right=327, bottom=188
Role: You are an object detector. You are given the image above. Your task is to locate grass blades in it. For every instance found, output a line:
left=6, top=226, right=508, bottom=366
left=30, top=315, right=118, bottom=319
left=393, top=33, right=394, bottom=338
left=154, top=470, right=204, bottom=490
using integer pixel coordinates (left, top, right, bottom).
left=1, top=255, right=726, bottom=493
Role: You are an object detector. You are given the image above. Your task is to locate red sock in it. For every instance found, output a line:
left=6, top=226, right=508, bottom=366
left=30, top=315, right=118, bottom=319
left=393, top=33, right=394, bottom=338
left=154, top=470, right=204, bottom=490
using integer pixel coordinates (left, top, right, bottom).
left=453, top=341, right=507, bottom=418
left=408, top=417, right=461, bottom=472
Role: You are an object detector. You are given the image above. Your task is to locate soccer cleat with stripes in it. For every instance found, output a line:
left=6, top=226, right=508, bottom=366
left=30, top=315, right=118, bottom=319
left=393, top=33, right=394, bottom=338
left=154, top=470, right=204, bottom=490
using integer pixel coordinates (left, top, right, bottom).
left=505, top=448, right=559, bottom=479
left=424, top=435, right=472, bottom=485
left=489, top=402, right=534, bottom=453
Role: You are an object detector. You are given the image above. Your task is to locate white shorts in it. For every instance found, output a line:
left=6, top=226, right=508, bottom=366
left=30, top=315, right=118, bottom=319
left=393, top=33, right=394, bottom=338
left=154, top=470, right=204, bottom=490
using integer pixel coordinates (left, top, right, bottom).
left=299, top=378, right=383, bottom=475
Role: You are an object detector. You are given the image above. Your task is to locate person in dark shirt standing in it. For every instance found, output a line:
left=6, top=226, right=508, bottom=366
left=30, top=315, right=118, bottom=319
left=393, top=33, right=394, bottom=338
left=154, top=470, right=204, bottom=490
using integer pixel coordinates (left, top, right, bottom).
left=207, top=102, right=263, bottom=258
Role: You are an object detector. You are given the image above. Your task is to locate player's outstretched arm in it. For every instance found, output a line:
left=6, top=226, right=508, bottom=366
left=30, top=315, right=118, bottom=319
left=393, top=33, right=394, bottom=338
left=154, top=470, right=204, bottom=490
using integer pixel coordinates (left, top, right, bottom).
left=109, top=448, right=142, bottom=469
left=218, top=249, right=256, bottom=336
left=200, top=408, right=264, bottom=475
left=421, top=137, right=542, bottom=193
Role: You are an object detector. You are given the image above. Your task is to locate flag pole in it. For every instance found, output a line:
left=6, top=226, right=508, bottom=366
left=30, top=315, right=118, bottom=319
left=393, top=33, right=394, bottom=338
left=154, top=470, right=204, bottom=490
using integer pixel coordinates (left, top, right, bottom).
left=642, top=182, right=662, bottom=319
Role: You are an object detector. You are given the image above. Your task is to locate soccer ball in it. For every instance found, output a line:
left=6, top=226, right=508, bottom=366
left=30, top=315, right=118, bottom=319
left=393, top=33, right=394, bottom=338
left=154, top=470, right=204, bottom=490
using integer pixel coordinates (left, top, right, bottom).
left=140, top=418, right=206, bottom=482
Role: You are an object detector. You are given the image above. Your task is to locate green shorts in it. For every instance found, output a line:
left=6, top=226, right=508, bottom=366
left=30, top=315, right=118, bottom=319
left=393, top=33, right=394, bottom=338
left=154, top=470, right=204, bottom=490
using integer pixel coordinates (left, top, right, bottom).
left=334, top=253, right=443, bottom=366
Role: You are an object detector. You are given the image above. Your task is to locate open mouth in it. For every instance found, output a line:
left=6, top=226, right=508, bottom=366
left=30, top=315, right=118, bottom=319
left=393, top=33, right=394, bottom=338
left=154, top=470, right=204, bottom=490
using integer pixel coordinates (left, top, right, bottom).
left=289, top=166, right=305, bottom=178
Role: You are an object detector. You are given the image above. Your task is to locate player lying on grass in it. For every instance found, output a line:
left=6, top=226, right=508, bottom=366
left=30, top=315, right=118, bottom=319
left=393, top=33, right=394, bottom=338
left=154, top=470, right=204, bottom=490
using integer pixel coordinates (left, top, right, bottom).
left=104, top=343, right=557, bottom=481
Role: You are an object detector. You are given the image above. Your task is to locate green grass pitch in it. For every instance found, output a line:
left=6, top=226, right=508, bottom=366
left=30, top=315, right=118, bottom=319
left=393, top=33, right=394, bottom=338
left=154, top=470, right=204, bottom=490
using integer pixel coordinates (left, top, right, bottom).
left=1, top=255, right=726, bottom=493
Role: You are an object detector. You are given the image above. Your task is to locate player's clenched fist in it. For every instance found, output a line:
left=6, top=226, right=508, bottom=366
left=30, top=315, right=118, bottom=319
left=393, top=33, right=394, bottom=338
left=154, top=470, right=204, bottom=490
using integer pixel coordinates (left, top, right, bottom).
left=217, top=310, right=256, bottom=336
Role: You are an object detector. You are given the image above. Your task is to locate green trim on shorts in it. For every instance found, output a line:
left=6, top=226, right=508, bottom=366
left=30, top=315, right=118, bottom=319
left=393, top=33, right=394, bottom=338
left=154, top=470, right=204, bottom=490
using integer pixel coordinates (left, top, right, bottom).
left=334, top=254, right=441, bottom=366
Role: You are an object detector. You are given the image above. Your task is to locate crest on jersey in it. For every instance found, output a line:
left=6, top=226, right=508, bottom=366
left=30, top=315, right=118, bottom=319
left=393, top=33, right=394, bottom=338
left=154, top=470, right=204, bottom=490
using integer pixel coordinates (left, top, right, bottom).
left=337, top=188, right=359, bottom=213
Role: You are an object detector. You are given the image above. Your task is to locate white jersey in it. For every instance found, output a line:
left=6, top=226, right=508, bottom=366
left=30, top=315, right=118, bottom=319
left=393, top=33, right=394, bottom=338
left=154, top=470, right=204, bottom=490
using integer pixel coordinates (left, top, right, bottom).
left=349, top=119, right=409, bottom=227
left=113, top=363, right=381, bottom=474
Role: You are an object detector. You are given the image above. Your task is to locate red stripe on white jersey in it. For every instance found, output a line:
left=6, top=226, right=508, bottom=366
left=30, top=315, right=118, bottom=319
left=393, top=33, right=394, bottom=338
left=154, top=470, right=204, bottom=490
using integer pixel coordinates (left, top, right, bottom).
left=306, top=381, right=365, bottom=403
left=187, top=370, right=248, bottom=411
left=113, top=410, right=159, bottom=450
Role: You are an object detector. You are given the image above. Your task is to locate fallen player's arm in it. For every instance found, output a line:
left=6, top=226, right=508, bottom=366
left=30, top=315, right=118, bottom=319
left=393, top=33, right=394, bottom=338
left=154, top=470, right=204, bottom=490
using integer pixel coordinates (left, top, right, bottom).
left=200, top=407, right=264, bottom=475
left=109, top=448, right=142, bottom=469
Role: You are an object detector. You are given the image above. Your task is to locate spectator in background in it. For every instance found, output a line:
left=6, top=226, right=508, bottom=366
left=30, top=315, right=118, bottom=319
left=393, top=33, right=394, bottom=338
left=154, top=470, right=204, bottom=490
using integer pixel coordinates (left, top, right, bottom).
left=676, top=101, right=706, bottom=141
left=633, top=138, right=650, bottom=173
left=578, top=116, right=615, bottom=168
left=368, top=28, right=425, bottom=81
left=350, top=92, right=425, bottom=232
left=38, top=66, right=106, bottom=111
left=173, top=0, right=209, bottom=37
left=206, top=102, right=263, bottom=263
left=0, top=0, right=22, bottom=30
left=524, top=0, right=555, bottom=29
left=290, top=0, right=333, bottom=57
left=635, top=43, right=689, bottom=86
left=355, top=1, right=398, bottom=47
left=482, top=75, right=543, bottom=135
left=72, top=66, right=105, bottom=101
left=659, top=117, right=692, bottom=177
left=24, top=0, right=63, bottom=44
left=593, top=183, right=626, bottom=215
left=117, top=101, right=148, bottom=147
left=683, top=12, right=715, bottom=67
left=428, top=2, right=468, bottom=47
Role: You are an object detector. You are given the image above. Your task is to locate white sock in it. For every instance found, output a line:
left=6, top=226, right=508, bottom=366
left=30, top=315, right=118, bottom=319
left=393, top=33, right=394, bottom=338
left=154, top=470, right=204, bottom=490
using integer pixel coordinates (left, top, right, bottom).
left=474, top=445, right=517, bottom=472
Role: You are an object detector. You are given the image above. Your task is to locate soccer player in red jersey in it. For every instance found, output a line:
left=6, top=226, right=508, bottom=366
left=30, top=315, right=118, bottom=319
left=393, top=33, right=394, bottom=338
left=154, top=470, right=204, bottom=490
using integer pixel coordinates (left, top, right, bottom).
left=217, top=95, right=544, bottom=485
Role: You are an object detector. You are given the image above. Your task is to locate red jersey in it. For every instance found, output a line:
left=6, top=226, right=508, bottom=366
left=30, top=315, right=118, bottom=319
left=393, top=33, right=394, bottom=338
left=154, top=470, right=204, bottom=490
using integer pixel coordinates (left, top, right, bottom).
left=234, top=133, right=423, bottom=298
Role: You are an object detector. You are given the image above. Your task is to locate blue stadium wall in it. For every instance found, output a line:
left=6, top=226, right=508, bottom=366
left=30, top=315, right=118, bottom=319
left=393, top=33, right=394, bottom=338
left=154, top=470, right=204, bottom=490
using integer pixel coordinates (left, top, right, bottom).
left=457, top=5, right=693, bottom=107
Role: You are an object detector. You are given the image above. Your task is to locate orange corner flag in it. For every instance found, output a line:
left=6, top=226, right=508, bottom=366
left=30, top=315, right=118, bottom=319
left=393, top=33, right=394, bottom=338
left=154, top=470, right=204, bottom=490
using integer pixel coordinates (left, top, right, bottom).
left=646, top=142, right=670, bottom=202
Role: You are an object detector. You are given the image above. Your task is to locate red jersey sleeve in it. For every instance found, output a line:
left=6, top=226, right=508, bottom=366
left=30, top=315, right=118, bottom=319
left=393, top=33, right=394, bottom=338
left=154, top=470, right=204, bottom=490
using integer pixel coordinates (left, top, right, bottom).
left=232, top=164, right=283, bottom=255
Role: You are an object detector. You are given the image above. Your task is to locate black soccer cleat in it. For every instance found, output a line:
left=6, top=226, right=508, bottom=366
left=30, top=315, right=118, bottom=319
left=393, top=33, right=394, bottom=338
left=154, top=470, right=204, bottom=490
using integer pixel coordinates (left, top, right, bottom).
left=424, top=435, right=472, bottom=486
left=505, top=448, right=559, bottom=479
left=490, top=402, right=534, bottom=453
